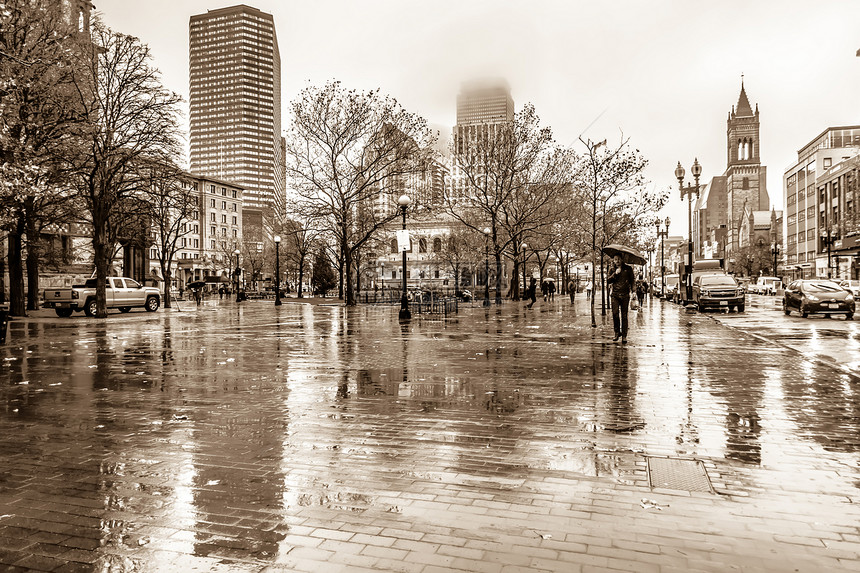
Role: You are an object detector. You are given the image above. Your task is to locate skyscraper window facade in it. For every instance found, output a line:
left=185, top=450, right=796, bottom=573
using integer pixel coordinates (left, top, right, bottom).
left=189, top=5, right=284, bottom=219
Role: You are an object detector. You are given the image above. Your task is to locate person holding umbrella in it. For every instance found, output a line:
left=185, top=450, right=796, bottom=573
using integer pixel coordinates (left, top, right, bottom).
left=604, top=244, right=642, bottom=344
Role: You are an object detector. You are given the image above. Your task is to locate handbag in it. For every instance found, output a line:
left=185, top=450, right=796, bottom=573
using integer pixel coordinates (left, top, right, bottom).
left=630, top=298, right=639, bottom=311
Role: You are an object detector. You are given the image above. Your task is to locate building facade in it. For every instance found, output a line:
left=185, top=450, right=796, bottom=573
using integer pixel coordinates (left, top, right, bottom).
left=783, top=126, right=860, bottom=280
left=189, top=5, right=284, bottom=220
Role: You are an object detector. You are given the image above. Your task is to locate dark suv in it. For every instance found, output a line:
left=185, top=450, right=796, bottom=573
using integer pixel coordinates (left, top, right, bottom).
left=692, top=274, right=745, bottom=312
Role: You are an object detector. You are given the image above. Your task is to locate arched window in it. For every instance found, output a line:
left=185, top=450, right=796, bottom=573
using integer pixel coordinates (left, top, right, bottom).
left=419, top=238, right=427, bottom=253
left=390, top=238, right=397, bottom=253
left=433, top=237, right=442, bottom=252
left=738, top=140, right=743, bottom=161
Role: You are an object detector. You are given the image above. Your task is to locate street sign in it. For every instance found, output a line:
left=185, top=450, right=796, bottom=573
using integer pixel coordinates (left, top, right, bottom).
left=396, top=230, right=411, bottom=252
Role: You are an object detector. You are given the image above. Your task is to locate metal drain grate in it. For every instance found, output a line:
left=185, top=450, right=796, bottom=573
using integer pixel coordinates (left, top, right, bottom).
left=647, top=457, right=713, bottom=493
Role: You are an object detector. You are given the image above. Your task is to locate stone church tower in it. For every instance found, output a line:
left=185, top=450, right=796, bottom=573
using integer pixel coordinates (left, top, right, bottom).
left=725, top=81, right=769, bottom=254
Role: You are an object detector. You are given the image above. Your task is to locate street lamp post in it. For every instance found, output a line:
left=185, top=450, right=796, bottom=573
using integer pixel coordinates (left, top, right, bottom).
left=398, top=194, right=412, bottom=320
left=770, top=241, right=780, bottom=277
left=821, top=228, right=836, bottom=278
left=655, top=217, right=670, bottom=297
left=521, top=242, right=528, bottom=298
left=483, top=227, right=491, bottom=307
left=675, top=159, right=702, bottom=306
left=233, top=249, right=241, bottom=303
left=379, top=260, right=385, bottom=300
left=273, top=235, right=281, bottom=306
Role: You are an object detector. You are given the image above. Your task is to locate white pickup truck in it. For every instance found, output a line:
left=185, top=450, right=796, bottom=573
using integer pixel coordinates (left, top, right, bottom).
left=747, top=276, right=782, bottom=296
left=43, top=277, right=161, bottom=317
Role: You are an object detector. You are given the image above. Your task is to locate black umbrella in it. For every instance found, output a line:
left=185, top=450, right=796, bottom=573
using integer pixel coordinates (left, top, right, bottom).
left=187, top=281, right=206, bottom=289
left=602, top=244, right=647, bottom=266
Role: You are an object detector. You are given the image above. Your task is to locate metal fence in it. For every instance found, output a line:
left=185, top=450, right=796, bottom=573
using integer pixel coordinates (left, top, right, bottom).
left=358, top=291, right=460, bottom=317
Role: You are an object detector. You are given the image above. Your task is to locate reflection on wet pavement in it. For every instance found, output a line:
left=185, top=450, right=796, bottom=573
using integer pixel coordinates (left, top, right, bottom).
left=0, top=298, right=858, bottom=571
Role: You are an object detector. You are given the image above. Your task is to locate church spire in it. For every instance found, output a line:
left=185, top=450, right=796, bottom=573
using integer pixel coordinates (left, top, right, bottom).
left=735, top=77, right=753, bottom=117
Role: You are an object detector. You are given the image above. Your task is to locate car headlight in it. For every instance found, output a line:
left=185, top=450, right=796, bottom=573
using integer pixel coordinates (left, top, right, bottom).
left=847, top=295, right=855, bottom=303
left=805, top=294, right=819, bottom=302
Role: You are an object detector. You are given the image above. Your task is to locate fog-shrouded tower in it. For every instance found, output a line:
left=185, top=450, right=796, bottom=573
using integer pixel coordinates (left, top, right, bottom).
left=189, top=5, right=284, bottom=219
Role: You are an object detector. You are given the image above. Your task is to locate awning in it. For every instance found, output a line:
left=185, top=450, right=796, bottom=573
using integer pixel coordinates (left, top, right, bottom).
left=204, top=275, right=229, bottom=283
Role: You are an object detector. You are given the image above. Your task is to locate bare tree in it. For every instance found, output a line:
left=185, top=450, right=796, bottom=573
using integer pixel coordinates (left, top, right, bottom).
left=445, top=104, right=574, bottom=303
left=0, top=0, right=86, bottom=314
left=144, top=163, right=196, bottom=307
left=64, top=20, right=183, bottom=317
left=283, top=81, right=435, bottom=306
left=572, top=136, right=664, bottom=326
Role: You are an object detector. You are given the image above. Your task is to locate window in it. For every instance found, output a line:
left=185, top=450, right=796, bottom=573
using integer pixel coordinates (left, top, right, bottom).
left=211, top=226, right=216, bottom=235
left=210, top=212, right=216, bottom=222
left=221, top=227, right=227, bottom=236
left=435, top=270, right=440, bottom=278
left=807, top=207, right=815, bottom=220
left=210, top=198, right=215, bottom=207
left=419, top=238, right=427, bottom=253
left=221, top=214, right=227, bottom=223
left=232, top=216, right=237, bottom=225
left=433, top=238, right=442, bottom=252
left=194, top=224, right=199, bottom=233
left=823, top=157, right=832, bottom=169
left=391, top=271, right=396, bottom=279
left=221, top=187, right=227, bottom=196
left=233, top=229, right=238, bottom=238
left=193, top=239, right=199, bottom=248
left=232, top=203, right=237, bottom=212
left=181, top=238, right=186, bottom=247
left=222, top=201, right=227, bottom=209
left=787, top=194, right=796, bottom=206
left=232, top=190, right=237, bottom=198
left=390, top=238, right=397, bottom=253
left=211, top=240, right=216, bottom=249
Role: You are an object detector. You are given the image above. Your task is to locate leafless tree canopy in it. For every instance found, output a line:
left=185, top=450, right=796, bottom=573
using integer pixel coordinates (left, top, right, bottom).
left=283, top=80, right=435, bottom=305
left=63, top=19, right=184, bottom=317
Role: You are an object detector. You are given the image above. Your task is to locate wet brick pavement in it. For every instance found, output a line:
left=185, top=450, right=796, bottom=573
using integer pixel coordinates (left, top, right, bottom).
left=0, top=295, right=858, bottom=572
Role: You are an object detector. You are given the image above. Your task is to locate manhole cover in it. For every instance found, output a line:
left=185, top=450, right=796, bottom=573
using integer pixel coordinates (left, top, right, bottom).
left=647, top=457, right=713, bottom=493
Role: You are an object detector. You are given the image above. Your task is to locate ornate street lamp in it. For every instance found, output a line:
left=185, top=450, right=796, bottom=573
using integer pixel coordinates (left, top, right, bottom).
left=521, top=242, right=529, bottom=298
left=483, top=227, right=491, bottom=307
left=398, top=194, right=412, bottom=320
left=655, top=217, right=670, bottom=297
left=273, top=235, right=281, bottom=306
left=675, top=159, right=702, bottom=306
left=233, top=249, right=241, bottom=303
left=770, top=241, right=780, bottom=277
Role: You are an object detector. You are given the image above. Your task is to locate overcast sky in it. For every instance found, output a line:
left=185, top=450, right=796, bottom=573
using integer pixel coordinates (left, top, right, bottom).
left=95, top=0, right=860, bottom=238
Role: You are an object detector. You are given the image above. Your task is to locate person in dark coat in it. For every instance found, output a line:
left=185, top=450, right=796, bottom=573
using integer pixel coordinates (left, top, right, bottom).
left=547, top=280, right=556, bottom=301
left=541, top=280, right=548, bottom=301
left=526, top=277, right=538, bottom=309
left=607, top=255, right=635, bottom=343
left=568, top=280, right=576, bottom=303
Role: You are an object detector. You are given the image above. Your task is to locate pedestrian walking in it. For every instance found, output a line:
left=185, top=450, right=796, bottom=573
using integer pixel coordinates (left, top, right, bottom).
left=568, top=280, right=576, bottom=303
left=541, top=279, right=548, bottom=302
left=585, top=280, right=593, bottom=300
left=607, top=255, right=635, bottom=343
left=547, top=280, right=556, bottom=301
left=525, top=277, right=537, bottom=309
left=193, top=286, right=202, bottom=306
left=219, top=286, right=225, bottom=299
left=636, top=276, right=646, bottom=307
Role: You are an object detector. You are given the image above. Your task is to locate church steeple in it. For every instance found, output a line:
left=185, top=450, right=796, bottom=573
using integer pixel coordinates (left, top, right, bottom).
left=735, top=79, right=754, bottom=117
left=727, top=77, right=759, bottom=166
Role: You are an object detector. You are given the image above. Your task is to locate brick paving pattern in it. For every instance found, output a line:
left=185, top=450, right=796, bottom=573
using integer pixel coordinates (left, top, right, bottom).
left=0, top=296, right=858, bottom=572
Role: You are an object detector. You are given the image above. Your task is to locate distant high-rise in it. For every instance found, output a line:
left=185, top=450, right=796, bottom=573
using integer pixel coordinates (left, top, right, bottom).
left=456, top=79, right=514, bottom=126
left=189, top=5, right=284, bottom=218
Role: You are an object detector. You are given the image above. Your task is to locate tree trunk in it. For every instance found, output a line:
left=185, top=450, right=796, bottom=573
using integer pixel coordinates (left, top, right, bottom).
left=93, top=223, right=110, bottom=318
left=344, top=235, right=355, bottom=306
left=297, top=254, right=305, bottom=298
left=8, top=230, right=26, bottom=317
left=494, top=251, right=503, bottom=305
left=162, top=264, right=172, bottom=308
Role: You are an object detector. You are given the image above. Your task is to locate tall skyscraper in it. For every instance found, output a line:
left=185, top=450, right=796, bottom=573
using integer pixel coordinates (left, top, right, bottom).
left=455, top=79, right=514, bottom=126
left=189, top=5, right=284, bottom=219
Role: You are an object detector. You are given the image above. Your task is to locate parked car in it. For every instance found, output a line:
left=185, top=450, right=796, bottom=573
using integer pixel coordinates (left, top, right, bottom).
left=43, top=277, right=161, bottom=317
left=735, top=277, right=751, bottom=293
left=839, top=279, right=860, bottom=297
left=748, top=276, right=782, bottom=295
left=692, top=274, right=745, bottom=312
left=663, top=274, right=680, bottom=302
left=783, top=280, right=854, bottom=319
